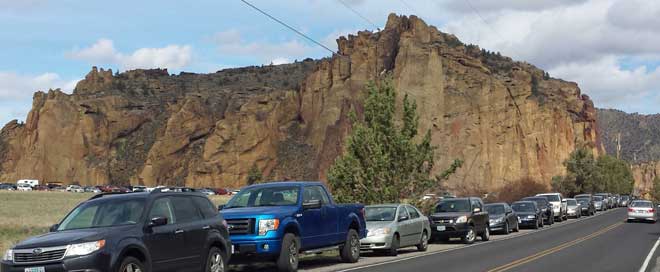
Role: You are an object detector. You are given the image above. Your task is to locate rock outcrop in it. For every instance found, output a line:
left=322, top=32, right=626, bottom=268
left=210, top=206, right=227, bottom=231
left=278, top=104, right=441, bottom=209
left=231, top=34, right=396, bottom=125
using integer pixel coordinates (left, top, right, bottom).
left=632, top=161, right=660, bottom=197
left=0, top=14, right=601, bottom=193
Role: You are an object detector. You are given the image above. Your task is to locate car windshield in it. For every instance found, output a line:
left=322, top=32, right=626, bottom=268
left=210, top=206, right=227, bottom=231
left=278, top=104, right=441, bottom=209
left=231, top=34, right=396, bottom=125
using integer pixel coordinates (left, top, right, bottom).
left=224, top=186, right=299, bottom=208
left=622, top=196, right=630, bottom=200
left=594, top=196, right=603, bottom=201
left=631, top=201, right=653, bottom=208
left=485, top=205, right=505, bottom=215
left=524, top=198, right=546, bottom=206
left=435, top=199, right=471, bottom=213
left=566, top=199, right=577, bottom=206
left=512, top=203, right=536, bottom=212
left=365, top=207, right=397, bottom=221
left=578, top=199, right=589, bottom=205
left=58, top=199, right=145, bottom=231
left=541, top=195, right=560, bottom=202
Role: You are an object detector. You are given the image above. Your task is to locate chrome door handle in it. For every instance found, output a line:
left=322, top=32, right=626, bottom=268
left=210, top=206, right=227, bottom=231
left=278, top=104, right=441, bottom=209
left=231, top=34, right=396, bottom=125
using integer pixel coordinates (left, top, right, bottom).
left=174, top=229, right=185, bottom=234
left=202, top=226, right=211, bottom=230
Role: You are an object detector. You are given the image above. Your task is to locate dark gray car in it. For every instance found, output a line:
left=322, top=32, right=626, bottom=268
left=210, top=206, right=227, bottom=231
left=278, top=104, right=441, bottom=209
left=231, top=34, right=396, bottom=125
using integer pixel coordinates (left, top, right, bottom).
left=485, top=203, right=519, bottom=234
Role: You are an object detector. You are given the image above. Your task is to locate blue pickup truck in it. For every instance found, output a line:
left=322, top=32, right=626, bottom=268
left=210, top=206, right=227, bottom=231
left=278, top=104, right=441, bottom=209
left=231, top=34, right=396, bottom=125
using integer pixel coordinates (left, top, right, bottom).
left=219, top=181, right=367, bottom=271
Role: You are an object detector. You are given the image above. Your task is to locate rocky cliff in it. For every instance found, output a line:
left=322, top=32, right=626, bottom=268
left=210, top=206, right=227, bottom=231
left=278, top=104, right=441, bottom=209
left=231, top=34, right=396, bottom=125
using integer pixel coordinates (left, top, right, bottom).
left=0, top=14, right=601, bottom=193
left=631, top=161, right=659, bottom=197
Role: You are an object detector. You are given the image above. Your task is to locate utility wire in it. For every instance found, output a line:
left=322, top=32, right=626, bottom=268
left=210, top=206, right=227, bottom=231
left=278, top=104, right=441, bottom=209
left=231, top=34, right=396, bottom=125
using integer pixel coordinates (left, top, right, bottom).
left=397, top=0, right=421, bottom=17
left=336, top=0, right=379, bottom=30
left=239, top=0, right=337, bottom=55
left=463, top=0, right=507, bottom=45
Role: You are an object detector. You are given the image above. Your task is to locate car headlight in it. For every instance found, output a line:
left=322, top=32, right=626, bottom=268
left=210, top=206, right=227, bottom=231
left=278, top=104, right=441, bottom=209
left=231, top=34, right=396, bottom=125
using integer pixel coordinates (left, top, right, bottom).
left=258, top=219, right=280, bottom=236
left=2, top=249, right=13, bottom=262
left=367, top=227, right=392, bottom=237
left=527, top=215, right=536, bottom=219
left=455, top=216, right=467, bottom=224
left=64, top=240, right=105, bottom=257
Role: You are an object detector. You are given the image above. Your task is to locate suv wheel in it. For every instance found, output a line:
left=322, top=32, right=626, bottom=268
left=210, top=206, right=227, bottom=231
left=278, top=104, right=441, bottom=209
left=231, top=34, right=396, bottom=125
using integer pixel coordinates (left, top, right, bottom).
left=277, top=233, right=300, bottom=272
left=340, top=229, right=360, bottom=263
left=387, top=235, right=399, bottom=256
left=416, top=231, right=429, bottom=252
left=206, top=247, right=225, bottom=272
left=503, top=222, right=510, bottom=235
left=480, top=227, right=490, bottom=241
left=462, top=226, right=476, bottom=244
left=118, top=256, right=145, bottom=272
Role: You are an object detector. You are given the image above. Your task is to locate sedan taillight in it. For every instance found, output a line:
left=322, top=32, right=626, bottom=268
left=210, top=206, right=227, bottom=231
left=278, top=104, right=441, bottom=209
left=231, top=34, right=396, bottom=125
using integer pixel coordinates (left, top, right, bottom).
left=628, top=208, right=634, bottom=212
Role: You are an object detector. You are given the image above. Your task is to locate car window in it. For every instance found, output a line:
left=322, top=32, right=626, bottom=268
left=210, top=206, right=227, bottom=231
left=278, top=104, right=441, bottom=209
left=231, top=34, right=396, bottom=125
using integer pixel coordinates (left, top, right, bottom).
left=471, top=199, right=482, bottom=210
left=365, top=207, right=397, bottom=221
left=193, top=196, right=218, bottom=219
left=406, top=205, right=420, bottom=219
left=148, top=197, right=177, bottom=224
left=226, top=186, right=299, bottom=208
left=59, top=199, right=145, bottom=231
left=303, top=186, right=330, bottom=205
left=436, top=199, right=471, bottom=213
left=398, top=206, right=410, bottom=220
left=170, top=197, right=203, bottom=224
left=485, top=205, right=505, bottom=215
left=631, top=201, right=653, bottom=208
left=512, top=202, right=536, bottom=212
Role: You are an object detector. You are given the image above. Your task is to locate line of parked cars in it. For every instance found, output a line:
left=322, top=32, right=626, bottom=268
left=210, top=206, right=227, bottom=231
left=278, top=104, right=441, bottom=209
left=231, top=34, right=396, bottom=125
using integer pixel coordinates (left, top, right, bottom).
left=0, top=180, right=639, bottom=272
left=0, top=180, right=240, bottom=196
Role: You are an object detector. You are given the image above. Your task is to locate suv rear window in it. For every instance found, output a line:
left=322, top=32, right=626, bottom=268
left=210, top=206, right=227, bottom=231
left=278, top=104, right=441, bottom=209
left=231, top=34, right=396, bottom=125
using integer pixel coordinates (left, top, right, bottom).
left=193, top=196, right=218, bottom=219
left=171, top=197, right=203, bottom=223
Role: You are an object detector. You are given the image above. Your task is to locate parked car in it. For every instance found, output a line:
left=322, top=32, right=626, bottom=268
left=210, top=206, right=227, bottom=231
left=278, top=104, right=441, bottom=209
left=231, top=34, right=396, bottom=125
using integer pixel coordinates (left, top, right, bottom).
left=33, top=185, right=49, bottom=191
left=593, top=195, right=605, bottom=211
left=536, top=193, right=568, bottom=222
left=84, top=186, right=101, bottom=193
left=0, top=184, right=16, bottom=191
left=16, top=179, right=39, bottom=188
left=521, top=197, right=554, bottom=225
left=213, top=188, right=228, bottom=195
left=17, top=183, right=32, bottom=191
left=565, top=198, right=582, bottom=218
left=199, top=188, right=216, bottom=196
left=220, top=181, right=366, bottom=272
left=421, top=194, right=437, bottom=201
left=576, top=198, right=596, bottom=216
left=594, top=193, right=611, bottom=210
left=1, top=189, right=232, bottom=272
left=627, top=200, right=657, bottom=223
left=429, top=197, right=490, bottom=244
left=512, top=201, right=543, bottom=229
left=619, top=195, right=631, bottom=207
left=66, top=185, right=85, bottom=193
left=485, top=203, right=519, bottom=234
left=132, top=185, right=147, bottom=192
left=361, top=204, right=430, bottom=256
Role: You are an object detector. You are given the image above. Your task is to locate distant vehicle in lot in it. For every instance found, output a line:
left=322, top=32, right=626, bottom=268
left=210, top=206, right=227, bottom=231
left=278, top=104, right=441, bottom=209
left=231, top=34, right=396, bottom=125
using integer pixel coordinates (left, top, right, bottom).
left=576, top=198, right=595, bottom=216
left=522, top=197, right=554, bottom=225
left=627, top=200, right=657, bottom=223
left=536, top=193, right=568, bottom=222
left=421, top=194, right=437, bottom=201
left=17, top=183, right=32, bottom=191
left=619, top=195, right=631, bottom=207
left=0, top=189, right=232, bottom=272
left=131, top=185, right=147, bottom=192
left=429, top=197, right=490, bottom=244
left=33, top=185, right=49, bottom=191
left=361, top=204, right=430, bottom=256
left=199, top=188, right=216, bottom=196
left=485, top=203, right=519, bottom=234
left=220, top=181, right=366, bottom=272
left=0, top=184, right=16, bottom=191
left=594, top=193, right=612, bottom=210
left=66, top=185, right=85, bottom=193
left=565, top=198, right=581, bottom=218
left=512, top=201, right=543, bottom=229
left=593, top=195, right=605, bottom=211
left=83, top=186, right=101, bottom=193
left=16, top=179, right=39, bottom=188
left=213, top=188, right=228, bottom=195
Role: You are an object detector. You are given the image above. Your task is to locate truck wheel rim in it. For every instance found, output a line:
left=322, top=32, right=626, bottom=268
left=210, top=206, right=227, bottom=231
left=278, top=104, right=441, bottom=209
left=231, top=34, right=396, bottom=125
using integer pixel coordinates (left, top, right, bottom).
left=467, top=229, right=475, bottom=241
left=351, top=235, right=359, bottom=258
left=124, top=263, right=141, bottom=272
left=289, top=242, right=299, bottom=267
left=210, top=252, right=224, bottom=272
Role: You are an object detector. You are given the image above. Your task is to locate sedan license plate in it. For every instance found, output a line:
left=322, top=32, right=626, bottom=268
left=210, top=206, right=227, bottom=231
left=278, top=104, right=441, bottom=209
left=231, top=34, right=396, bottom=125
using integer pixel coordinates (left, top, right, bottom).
left=25, top=267, right=45, bottom=272
left=436, top=226, right=446, bottom=231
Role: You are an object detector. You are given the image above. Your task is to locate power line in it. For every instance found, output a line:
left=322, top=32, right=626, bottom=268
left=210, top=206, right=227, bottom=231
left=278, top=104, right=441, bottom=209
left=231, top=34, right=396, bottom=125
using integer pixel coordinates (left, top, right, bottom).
left=397, top=0, right=421, bottom=17
left=239, top=0, right=337, bottom=55
left=463, top=0, right=507, bottom=45
left=336, top=0, right=379, bottom=30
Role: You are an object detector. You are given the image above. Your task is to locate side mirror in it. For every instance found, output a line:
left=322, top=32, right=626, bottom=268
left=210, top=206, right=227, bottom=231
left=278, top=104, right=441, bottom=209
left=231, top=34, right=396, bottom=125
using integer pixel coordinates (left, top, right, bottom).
left=218, top=204, right=225, bottom=210
left=473, top=207, right=481, bottom=213
left=148, top=217, right=168, bottom=228
left=398, top=215, right=409, bottom=222
left=303, top=199, right=322, bottom=210
left=506, top=210, right=512, bottom=215
left=49, top=224, right=59, bottom=232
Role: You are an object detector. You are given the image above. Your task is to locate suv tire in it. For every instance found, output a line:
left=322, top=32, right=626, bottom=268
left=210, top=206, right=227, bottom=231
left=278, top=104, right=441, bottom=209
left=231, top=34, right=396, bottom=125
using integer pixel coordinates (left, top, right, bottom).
left=480, top=227, right=490, bottom=241
left=205, top=247, right=226, bottom=272
left=462, top=226, right=476, bottom=244
left=277, top=233, right=300, bottom=272
left=340, top=229, right=360, bottom=263
left=118, top=256, right=145, bottom=272
left=503, top=222, right=510, bottom=235
left=387, top=235, right=399, bottom=256
left=416, top=231, right=429, bottom=252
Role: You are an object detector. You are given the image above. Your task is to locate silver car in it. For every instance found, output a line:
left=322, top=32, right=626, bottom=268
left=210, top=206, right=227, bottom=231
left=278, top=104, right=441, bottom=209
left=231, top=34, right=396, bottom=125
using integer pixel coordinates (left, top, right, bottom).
left=627, top=200, right=658, bottom=223
left=361, top=204, right=431, bottom=256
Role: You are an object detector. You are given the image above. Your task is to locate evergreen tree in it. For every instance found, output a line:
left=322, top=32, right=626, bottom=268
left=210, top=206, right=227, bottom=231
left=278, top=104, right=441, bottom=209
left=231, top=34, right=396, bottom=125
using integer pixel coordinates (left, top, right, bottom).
left=247, top=164, right=263, bottom=185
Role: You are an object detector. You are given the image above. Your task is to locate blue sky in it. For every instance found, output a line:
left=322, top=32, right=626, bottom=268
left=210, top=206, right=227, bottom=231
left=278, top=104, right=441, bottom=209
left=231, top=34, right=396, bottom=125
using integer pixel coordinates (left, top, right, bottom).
left=2, top=0, right=660, bottom=126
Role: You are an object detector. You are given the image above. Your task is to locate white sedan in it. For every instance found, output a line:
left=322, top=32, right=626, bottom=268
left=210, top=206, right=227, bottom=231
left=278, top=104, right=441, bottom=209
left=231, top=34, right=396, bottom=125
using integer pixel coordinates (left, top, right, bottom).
left=627, top=200, right=657, bottom=223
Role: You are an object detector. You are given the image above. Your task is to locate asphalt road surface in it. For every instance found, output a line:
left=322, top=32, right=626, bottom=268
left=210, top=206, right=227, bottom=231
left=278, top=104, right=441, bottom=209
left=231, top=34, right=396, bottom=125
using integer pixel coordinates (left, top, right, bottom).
left=230, top=208, right=660, bottom=272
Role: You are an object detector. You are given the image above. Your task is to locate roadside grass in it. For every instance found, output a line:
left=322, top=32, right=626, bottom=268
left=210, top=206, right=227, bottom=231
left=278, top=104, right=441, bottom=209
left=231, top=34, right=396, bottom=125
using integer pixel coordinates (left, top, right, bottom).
left=0, top=191, right=231, bottom=254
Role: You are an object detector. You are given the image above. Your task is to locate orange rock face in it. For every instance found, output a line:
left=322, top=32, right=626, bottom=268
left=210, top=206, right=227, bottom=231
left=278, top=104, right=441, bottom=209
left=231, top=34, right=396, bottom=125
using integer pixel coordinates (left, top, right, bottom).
left=0, top=14, right=600, bottom=193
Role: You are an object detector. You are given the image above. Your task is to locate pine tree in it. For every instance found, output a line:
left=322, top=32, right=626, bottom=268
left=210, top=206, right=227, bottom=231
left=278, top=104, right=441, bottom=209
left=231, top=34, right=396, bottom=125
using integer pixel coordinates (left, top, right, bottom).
left=247, top=164, right=263, bottom=185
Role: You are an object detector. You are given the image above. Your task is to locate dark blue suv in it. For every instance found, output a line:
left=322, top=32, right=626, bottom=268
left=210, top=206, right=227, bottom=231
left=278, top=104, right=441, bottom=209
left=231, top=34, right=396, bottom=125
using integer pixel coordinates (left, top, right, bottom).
left=1, top=190, right=231, bottom=272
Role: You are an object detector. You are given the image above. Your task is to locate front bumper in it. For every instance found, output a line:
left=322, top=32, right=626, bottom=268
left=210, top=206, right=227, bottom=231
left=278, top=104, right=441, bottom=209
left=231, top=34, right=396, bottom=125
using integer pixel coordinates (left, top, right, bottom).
left=230, top=238, right=282, bottom=257
left=361, top=234, right=394, bottom=250
left=488, top=221, right=506, bottom=231
left=1, top=251, right=111, bottom=272
left=430, top=223, right=469, bottom=239
left=567, top=209, right=578, bottom=216
left=517, top=217, right=538, bottom=227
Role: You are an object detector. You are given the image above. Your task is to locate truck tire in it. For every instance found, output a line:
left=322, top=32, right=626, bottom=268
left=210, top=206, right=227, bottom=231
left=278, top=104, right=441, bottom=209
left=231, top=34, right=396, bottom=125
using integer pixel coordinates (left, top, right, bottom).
left=461, top=226, right=476, bottom=244
left=277, top=233, right=300, bottom=272
left=480, top=227, right=490, bottom=241
left=340, top=229, right=360, bottom=263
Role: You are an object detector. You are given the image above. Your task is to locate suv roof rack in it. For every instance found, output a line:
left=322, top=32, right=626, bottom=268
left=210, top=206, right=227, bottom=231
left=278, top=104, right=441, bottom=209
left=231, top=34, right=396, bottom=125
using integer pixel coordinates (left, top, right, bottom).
left=88, top=192, right=130, bottom=200
left=150, top=187, right=197, bottom=194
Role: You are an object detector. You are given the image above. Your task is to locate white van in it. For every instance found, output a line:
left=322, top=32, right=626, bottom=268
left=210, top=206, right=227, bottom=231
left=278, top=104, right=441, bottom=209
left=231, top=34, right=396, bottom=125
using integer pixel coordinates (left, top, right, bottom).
left=16, top=179, right=39, bottom=188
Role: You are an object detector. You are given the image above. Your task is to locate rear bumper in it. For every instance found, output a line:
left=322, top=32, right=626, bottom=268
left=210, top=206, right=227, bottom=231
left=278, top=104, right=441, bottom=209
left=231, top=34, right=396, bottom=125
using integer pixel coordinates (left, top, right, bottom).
left=628, top=213, right=656, bottom=221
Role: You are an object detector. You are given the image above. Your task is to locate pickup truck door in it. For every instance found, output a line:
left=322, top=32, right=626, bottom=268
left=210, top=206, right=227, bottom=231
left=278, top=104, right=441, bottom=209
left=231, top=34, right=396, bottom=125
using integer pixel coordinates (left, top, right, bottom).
left=299, top=186, right=326, bottom=249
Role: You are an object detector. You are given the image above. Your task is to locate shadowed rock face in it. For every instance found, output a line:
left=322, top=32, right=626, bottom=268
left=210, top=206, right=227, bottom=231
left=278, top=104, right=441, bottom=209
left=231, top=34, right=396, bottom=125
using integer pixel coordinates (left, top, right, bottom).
left=0, top=14, right=600, bottom=193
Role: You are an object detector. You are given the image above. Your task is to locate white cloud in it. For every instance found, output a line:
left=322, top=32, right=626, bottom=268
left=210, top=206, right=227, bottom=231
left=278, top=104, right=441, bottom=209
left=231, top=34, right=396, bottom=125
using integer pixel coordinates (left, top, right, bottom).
left=441, top=0, right=588, bottom=13
left=67, top=39, right=192, bottom=70
left=212, top=29, right=315, bottom=65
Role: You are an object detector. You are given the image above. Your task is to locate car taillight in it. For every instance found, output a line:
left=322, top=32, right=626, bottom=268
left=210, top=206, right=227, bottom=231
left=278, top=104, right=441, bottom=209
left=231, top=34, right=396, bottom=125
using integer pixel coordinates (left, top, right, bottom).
left=628, top=208, right=634, bottom=212
left=650, top=209, right=656, bottom=213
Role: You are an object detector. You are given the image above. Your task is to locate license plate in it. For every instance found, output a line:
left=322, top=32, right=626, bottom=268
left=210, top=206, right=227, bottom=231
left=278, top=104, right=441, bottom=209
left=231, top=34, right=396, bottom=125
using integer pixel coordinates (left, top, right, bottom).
left=436, top=226, right=446, bottom=231
left=25, top=267, right=45, bottom=272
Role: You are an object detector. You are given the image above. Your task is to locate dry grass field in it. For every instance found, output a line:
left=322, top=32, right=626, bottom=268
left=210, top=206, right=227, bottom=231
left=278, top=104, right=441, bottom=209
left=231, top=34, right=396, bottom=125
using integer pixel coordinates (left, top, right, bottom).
left=0, top=191, right=231, bottom=254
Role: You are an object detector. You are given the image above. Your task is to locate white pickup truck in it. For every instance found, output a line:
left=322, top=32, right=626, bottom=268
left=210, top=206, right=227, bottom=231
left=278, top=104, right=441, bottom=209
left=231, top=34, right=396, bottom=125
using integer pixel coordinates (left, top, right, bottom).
left=536, top=193, right=568, bottom=222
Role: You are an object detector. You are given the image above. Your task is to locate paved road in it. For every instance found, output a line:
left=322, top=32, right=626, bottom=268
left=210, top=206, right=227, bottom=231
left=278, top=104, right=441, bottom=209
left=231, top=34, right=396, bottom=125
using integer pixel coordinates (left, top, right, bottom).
left=231, top=208, right=660, bottom=272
